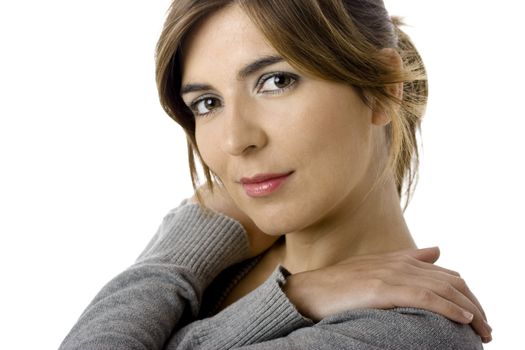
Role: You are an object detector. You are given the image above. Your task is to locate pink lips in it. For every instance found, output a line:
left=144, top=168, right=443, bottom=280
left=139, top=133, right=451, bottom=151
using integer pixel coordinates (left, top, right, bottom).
left=240, top=172, right=293, bottom=198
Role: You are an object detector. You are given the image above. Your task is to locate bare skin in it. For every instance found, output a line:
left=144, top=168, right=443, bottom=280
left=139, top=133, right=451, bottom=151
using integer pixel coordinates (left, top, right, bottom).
left=184, top=4, right=492, bottom=343
left=191, top=186, right=491, bottom=342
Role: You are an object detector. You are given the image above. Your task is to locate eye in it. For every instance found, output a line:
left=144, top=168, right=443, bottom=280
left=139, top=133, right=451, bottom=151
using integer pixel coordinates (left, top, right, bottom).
left=189, top=96, right=222, bottom=117
left=257, top=72, right=298, bottom=94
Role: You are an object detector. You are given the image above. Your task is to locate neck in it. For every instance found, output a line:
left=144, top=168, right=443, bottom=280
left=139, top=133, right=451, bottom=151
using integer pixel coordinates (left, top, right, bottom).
left=276, top=178, right=416, bottom=274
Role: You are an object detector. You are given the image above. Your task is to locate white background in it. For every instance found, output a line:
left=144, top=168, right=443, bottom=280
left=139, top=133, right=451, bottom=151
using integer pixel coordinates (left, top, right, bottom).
left=0, top=1, right=523, bottom=348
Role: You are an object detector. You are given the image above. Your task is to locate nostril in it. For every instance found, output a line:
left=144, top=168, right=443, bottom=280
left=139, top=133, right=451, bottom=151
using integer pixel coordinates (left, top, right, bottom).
left=220, top=109, right=268, bottom=155
left=244, top=144, right=258, bottom=152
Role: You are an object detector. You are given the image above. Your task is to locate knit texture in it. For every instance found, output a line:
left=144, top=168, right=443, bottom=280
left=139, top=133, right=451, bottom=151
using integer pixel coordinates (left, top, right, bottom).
left=59, top=202, right=483, bottom=349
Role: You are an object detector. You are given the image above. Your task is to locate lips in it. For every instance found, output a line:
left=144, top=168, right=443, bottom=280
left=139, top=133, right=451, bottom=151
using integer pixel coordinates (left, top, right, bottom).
left=240, top=171, right=294, bottom=197
left=240, top=171, right=293, bottom=184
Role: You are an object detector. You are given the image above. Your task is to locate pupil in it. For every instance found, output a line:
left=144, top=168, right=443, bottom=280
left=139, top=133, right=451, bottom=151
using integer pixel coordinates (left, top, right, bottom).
left=205, top=98, right=215, bottom=108
left=274, top=74, right=288, bottom=87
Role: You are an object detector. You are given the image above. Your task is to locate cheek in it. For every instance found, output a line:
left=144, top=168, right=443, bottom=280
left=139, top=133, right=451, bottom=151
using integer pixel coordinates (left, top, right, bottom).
left=297, top=93, right=371, bottom=167
left=294, top=90, right=373, bottom=201
left=195, top=125, right=223, bottom=177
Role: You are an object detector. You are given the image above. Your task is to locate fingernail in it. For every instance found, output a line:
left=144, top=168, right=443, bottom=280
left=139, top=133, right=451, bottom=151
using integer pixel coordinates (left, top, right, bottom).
left=481, top=335, right=492, bottom=343
left=462, top=311, right=474, bottom=321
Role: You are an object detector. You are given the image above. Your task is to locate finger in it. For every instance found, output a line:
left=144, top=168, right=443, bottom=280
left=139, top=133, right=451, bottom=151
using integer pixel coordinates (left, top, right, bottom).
left=397, top=255, right=461, bottom=277
left=381, top=247, right=440, bottom=264
left=386, top=258, right=486, bottom=321
left=403, top=246, right=440, bottom=264
left=357, top=248, right=457, bottom=277
left=387, top=285, right=492, bottom=342
left=437, top=273, right=487, bottom=321
left=388, top=267, right=491, bottom=340
left=355, top=253, right=461, bottom=279
left=383, top=271, right=482, bottom=322
left=391, top=274, right=490, bottom=339
left=405, top=266, right=487, bottom=321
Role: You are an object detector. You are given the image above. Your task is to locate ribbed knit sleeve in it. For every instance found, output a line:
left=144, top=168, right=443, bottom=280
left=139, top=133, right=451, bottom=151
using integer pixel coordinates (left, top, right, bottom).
left=136, top=203, right=249, bottom=287
left=168, top=265, right=314, bottom=349
left=170, top=300, right=483, bottom=350
left=59, top=202, right=250, bottom=350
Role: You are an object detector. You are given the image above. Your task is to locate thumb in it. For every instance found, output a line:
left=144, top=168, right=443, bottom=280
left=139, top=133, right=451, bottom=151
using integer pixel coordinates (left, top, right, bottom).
left=404, top=246, right=440, bottom=264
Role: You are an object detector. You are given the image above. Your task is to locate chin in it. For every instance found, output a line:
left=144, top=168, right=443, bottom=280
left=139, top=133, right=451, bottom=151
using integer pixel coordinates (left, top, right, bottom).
left=249, top=205, right=309, bottom=235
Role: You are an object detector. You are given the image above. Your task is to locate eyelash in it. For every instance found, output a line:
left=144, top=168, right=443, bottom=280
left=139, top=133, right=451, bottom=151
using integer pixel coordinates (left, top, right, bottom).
left=189, top=72, right=299, bottom=118
left=255, top=71, right=299, bottom=95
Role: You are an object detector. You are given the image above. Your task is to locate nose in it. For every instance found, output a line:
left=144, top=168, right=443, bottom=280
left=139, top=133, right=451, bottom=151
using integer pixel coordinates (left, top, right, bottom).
left=220, top=102, right=267, bottom=156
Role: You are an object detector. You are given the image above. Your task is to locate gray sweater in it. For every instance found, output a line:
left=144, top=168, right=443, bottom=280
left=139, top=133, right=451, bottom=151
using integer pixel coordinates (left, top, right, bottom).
left=59, top=202, right=483, bottom=349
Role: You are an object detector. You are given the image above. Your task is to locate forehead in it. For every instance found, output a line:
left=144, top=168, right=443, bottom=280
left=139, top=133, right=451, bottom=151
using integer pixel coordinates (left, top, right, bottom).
left=181, top=4, right=277, bottom=83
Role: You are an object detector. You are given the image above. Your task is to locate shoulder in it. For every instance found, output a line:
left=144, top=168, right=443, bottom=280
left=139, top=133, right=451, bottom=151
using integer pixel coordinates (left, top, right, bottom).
left=308, top=307, right=483, bottom=350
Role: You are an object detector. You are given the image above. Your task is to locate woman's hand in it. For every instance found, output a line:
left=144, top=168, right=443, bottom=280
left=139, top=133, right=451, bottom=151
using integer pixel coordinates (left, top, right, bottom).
left=283, top=247, right=492, bottom=343
left=189, top=183, right=280, bottom=258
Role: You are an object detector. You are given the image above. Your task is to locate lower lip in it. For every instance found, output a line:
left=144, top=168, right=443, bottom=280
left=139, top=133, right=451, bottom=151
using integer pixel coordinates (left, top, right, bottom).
left=242, top=173, right=292, bottom=198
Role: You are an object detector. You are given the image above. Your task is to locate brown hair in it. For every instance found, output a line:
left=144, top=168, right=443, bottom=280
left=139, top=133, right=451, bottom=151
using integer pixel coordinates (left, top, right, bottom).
left=155, top=0, right=427, bottom=208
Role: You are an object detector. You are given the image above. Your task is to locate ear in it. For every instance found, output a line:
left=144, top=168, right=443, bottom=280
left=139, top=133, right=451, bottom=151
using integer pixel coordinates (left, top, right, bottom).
left=371, top=109, right=391, bottom=126
left=371, top=48, right=404, bottom=126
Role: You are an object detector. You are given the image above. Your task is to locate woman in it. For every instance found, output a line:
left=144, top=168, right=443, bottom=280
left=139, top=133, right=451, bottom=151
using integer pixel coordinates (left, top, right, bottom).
left=60, top=0, right=491, bottom=348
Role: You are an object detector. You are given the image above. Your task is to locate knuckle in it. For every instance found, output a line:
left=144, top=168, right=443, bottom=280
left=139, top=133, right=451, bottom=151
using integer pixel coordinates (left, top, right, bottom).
left=367, top=278, right=387, bottom=293
left=450, top=270, right=461, bottom=277
left=393, top=261, right=409, bottom=271
left=441, top=282, right=457, bottom=297
left=454, top=277, right=468, bottom=292
left=416, top=288, right=435, bottom=303
left=399, top=255, right=413, bottom=264
left=448, top=304, right=466, bottom=319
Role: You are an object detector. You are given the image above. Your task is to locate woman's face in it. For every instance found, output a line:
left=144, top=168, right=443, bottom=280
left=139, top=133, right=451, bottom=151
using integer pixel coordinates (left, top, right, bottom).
left=181, top=5, right=382, bottom=235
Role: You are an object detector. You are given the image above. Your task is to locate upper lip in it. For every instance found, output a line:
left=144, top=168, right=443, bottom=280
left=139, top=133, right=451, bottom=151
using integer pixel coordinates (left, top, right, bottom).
left=239, top=171, right=294, bottom=184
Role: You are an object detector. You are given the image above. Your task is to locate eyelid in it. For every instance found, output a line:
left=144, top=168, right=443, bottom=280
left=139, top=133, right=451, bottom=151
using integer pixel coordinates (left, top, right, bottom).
left=189, top=93, right=218, bottom=108
left=255, top=71, right=299, bottom=92
left=187, top=71, right=298, bottom=117
left=189, top=94, right=222, bottom=117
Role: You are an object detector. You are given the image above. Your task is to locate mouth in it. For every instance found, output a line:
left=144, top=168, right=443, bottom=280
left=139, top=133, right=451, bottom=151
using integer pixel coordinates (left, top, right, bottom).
left=240, top=171, right=294, bottom=198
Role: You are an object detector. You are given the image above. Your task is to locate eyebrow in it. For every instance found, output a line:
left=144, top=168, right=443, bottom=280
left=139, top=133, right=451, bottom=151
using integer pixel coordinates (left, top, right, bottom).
left=180, top=55, right=284, bottom=95
left=238, top=55, right=284, bottom=79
